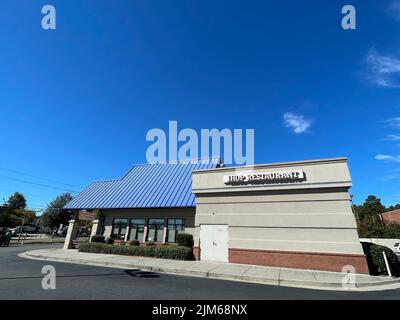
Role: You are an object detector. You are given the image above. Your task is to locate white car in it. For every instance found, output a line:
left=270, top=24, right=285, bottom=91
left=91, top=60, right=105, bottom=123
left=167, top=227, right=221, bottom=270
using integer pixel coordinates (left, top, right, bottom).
left=394, top=243, right=400, bottom=253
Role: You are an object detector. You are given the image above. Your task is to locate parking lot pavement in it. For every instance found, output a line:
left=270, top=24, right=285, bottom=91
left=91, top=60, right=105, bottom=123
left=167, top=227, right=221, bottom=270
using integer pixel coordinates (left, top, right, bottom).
left=22, top=247, right=400, bottom=291
left=2, top=244, right=400, bottom=299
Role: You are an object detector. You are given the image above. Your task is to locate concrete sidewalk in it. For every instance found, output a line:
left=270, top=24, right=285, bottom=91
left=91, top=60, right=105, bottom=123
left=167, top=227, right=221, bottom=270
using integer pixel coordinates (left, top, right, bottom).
left=19, top=248, right=400, bottom=291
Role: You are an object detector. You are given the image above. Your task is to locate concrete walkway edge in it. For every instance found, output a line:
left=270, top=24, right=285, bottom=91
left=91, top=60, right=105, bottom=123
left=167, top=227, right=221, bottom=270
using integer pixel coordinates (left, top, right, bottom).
left=19, top=249, right=400, bottom=292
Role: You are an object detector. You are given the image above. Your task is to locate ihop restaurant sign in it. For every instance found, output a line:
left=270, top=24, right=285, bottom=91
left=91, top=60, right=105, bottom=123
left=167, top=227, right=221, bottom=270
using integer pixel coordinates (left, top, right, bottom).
left=223, top=170, right=305, bottom=185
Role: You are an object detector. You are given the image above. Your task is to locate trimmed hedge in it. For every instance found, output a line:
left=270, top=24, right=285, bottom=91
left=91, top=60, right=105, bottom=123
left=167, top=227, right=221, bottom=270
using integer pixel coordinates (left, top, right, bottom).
left=129, top=240, right=140, bottom=246
left=176, top=233, right=194, bottom=248
left=361, top=242, right=400, bottom=276
left=91, top=235, right=105, bottom=243
left=105, top=237, right=114, bottom=245
left=78, top=242, right=193, bottom=260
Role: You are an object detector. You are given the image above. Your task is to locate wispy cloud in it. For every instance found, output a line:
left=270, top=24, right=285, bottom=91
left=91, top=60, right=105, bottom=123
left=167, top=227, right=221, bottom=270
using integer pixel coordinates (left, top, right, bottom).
left=386, top=117, right=400, bottom=128
left=375, top=154, right=400, bottom=162
left=388, top=1, right=400, bottom=21
left=365, top=49, right=400, bottom=88
left=283, top=112, right=312, bottom=134
left=384, top=134, right=400, bottom=141
left=380, top=174, right=400, bottom=181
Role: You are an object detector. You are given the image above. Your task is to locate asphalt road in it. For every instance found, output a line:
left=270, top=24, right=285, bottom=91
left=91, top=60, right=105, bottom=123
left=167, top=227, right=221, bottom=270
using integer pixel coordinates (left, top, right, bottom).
left=0, top=244, right=400, bottom=300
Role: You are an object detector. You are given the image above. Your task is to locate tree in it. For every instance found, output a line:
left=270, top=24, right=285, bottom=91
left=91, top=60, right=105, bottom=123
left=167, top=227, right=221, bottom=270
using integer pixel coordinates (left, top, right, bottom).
left=41, top=193, right=73, bottom=228
left=355, top=195, right=400, bottom=238
left=386, top=204, right=400, bottom=212
left=356, top=195, right=385, bottom=221
left=0, top=206, right=15, bottom=228
left=6, top=192, right=26, bottom=210
left=12, top=209, right=36, bottom=240
left=358, top=215, right=385, bottom=238
left=0, top=193, right=30, bottom=229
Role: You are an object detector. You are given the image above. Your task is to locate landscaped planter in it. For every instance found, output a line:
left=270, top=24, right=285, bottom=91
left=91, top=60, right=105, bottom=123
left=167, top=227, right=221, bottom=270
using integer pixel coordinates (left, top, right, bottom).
left=78, top=242, right=193, bottom=260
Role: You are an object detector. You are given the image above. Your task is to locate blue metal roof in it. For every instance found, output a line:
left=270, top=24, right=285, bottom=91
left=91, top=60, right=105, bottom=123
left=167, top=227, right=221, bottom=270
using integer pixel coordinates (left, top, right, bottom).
left=64, top=158, right=220, bottom=209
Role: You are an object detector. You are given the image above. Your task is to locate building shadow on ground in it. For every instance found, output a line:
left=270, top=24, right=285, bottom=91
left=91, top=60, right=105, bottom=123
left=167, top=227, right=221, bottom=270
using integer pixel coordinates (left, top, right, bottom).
left=124, top=269, right=160, bottom=278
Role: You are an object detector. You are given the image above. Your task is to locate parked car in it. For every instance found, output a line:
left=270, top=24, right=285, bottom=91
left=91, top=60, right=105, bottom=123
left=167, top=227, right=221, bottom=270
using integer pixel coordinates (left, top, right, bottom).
left=10, top=225, right=37, bottom=236
left=394, top=243, right=400, bottom=253
left=36, top=226, right=52, bottom=234
left=57, top=227, right=68, bottom=236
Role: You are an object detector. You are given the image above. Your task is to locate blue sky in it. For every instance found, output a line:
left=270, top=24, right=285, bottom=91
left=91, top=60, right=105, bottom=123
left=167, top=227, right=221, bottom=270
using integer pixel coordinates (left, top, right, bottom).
left=1, top=0, right=400, bottom=212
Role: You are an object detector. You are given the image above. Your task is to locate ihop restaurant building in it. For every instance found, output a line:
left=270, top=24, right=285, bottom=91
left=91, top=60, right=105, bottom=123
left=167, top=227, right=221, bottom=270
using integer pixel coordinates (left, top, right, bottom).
left=64, top=157, right=369, bottom=274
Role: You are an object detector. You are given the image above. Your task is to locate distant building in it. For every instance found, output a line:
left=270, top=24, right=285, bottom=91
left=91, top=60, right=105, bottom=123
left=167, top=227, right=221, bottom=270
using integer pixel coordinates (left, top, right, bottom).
left=382, top=209, right=400, bottom=224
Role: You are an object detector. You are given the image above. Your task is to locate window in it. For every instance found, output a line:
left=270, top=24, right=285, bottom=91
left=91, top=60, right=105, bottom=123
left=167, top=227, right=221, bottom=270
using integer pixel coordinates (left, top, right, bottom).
left=111, top=218, right=128, bottom=240
left=147, top=219, right=165, bottom=242
left=167, top=218, right=185, bottom=243
left=129, top=218, right=146, bottom=241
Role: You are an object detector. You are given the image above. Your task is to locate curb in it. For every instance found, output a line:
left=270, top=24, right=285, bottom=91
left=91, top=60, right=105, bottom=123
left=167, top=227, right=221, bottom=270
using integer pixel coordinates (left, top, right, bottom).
left=10, top=241, right=65, bottom=245
left=19, top=251, right=400, bottom=292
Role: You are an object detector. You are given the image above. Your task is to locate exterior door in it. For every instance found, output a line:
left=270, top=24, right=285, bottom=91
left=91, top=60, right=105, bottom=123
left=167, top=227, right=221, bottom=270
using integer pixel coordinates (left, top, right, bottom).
left=200, top=224, right=228, bottom=262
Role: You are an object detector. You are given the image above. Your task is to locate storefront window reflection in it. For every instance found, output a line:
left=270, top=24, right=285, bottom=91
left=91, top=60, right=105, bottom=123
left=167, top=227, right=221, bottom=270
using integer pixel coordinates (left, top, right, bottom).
left=147, top=219, right=165, bottom=242
left=129, top=218, right=145, bottom=241
left=167, top=218, right=185, bottom=242
left=111, top=218, right=128, bottom=240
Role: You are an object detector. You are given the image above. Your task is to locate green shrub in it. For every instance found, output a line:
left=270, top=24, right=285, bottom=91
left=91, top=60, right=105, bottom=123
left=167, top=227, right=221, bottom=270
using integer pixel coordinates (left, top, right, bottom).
left=146, top=241, right=155, bottom=246
left=358, top=217, right=400, bottom=239
left=361, top=242, right=400, bottom=276
left=119, top=241, right=126, bottom=246
left=358, top=217, right=385, bottom=238
left=78, top=242, right=193, bottom=260
left=383, top=223, right=400, bottom=238
left=91, top=235, right=105, bottom=243
left=129, top=240, right=140, bottom=246
left=79, top=242, right=113, bottom=254
left=105, top=237, right=114, bottom=245
left=176, top=233, right=194, bottom=247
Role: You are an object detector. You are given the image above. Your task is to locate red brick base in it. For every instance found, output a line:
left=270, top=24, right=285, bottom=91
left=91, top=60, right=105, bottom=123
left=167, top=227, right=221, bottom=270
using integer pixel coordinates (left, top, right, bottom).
left=193, top=246, right=200, bottom=260
left=229, top=248, right=370, bottom=274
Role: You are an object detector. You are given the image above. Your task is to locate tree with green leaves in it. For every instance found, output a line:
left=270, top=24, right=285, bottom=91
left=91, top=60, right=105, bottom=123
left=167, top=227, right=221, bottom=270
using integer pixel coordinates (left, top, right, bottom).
left=6, top=192, right=26, bottom=210
left=358, top=215, right=385, bottom=238
left=0, top=193, right=33, bottom=229
left=13, top=209, right=36, bottom=240
left=386, top=204, right=400, bottom=212
left=41, top=193, right=73, bottom=228
left=355, top=195, right=400, bottom=238
left=0, top=206, right=15, bottom=228
left=355, top=195, right=385, bottom=221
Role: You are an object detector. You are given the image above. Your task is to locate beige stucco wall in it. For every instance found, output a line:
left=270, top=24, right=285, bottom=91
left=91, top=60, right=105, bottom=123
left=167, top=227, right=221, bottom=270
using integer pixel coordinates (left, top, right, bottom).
left=101, top=207, right=195, bottom=239
left=192, top=158, right=364, bottom=255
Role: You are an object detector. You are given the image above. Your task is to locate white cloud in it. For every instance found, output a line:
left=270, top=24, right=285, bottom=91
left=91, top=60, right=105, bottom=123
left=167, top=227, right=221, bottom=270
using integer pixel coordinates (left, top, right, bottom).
left=386, top=117, right=400, bottom=128
left=375, top=154, right=400, bottom=162
left=384, top=134, right=400, bottom=141
left=375, top=154, right=393, bottom=160
left=365, top=49, right=400, bottom=88
left=283, top=112, right=312, bottom=134
left=380, top=174, right=400, bottom=181
left=388, top=1, right=400, bottom=21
